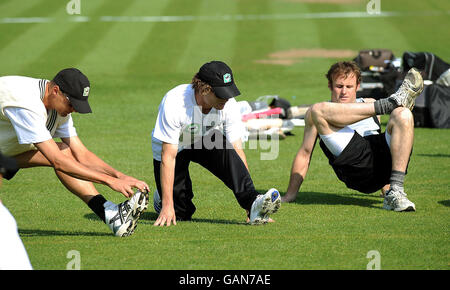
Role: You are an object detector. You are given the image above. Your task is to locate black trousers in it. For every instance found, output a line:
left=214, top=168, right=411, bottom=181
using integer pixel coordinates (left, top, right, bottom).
left=153, top=131, right=259, bottom=220
left=319, top=132, right=404, bottom=194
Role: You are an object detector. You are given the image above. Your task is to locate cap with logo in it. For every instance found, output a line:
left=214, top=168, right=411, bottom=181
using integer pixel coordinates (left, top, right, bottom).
left=53, top=68, right=92, bottom=114
left=197, top=61, right=240, bottom=99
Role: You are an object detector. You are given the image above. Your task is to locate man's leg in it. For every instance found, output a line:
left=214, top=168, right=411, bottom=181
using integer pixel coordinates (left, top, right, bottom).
left=13, top=143, right=148, bottom=236
left=190, top=131, right=280, bottom=224
left=14, top=143, right=99, bottom=204
left=381, top=107, right=417, bottom=212
left=153, top=154, right=196, bottom=221
left=386, top=107, right=414, bottom=175
left=310, top=101, right=376, bottom=135
left=310, top=68, right=424, bottom=136
left=381, top=107, right=416, bottom=211
left=190, top=132, right=259, bottom=212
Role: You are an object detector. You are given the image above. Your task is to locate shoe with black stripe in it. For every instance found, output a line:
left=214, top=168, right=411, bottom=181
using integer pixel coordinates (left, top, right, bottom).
left=105, top=189, right=149, bottom=237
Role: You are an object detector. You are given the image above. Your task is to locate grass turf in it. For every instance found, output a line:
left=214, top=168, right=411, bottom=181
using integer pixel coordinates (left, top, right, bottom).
left=0, top=0, right=449, bottom=270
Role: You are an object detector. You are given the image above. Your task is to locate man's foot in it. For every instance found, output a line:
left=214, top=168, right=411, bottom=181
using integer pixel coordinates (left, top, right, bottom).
left=249, top=188, right=281, bottom=225
left=383, top=188, right=416, bottom=212
left=388, top=68, right=424, bottom=111
left=281, top=192, right=297, bottom=203
left=105, top=189, right=149, bottom=236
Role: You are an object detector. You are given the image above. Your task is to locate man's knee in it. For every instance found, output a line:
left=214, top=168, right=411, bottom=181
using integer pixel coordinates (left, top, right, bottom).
left=310, top=102, right=327, bottom=117
left=390, top=107, right=414, bottom=127
left=310, top=102, right=329, bottom=124
left=310, top=102, right=334, bottom=132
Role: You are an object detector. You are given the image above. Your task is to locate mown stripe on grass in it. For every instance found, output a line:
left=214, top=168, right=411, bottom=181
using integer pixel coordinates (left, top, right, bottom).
left=271, top=2, right=322, bottom=52
left=173, top=0, right=239, bottom=74
left=75, top=1, right=170, bottom=77
left=0, top=0, right=37, bottom=17
left=349, top=17, right=411, bottom=56
left=311, top=4, right=366, bottom=53
left=0, top=1, right=68, bottom=70
left=231, top=0, right=276, bottom=70
left=22, top=0, right=136, bottom=76
left=0, top=0, right=66, bottom=64
left=384, top=4, right=450, bottom=57
left=125, top=0, right=203, bottom=77
left=0, top=4, right=79, bottom=75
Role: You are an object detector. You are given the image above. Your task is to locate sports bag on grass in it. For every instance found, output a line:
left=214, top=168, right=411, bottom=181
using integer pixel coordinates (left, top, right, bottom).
left=354, top=49, right=395, bottom=71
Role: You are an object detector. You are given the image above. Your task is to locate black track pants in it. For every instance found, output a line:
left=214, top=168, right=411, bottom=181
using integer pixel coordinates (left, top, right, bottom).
left=153, top=131, right=259, bottom=220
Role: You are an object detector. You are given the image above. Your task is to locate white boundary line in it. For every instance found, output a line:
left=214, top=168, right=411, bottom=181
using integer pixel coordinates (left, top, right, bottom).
left=1, top=11, right=449, bottom=24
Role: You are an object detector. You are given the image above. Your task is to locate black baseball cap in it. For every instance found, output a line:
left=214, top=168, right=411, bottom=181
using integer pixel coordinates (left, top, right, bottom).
left=53, top=68, right=92, bottom=114
left=0, top=152, right=18, bottom=179
left=197, top=61, right=240, bottom=99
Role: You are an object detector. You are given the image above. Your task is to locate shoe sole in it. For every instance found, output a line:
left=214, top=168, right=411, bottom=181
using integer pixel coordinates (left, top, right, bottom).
left=398, top=68, right=424, bottom=110
left=119, top=190, right=149, bottom=237
left=251, top=189, right=281, bottom=225
left=383, top=204, right=416, bottom=212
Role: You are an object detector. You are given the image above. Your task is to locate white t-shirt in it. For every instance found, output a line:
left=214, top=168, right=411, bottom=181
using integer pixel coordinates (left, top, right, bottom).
left=4, top=107, right=76, bottom=145
left=0, top=77, right=77, bottom=156
left=151, top=84, right=245, bottom=161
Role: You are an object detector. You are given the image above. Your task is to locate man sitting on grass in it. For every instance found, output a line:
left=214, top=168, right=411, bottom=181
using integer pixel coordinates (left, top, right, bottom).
left=282, top=61, right=423, bottom=212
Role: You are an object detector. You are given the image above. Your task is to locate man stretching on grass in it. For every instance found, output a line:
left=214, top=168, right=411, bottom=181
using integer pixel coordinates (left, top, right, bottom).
left=282, top=61, right=423, bottom=211
left=151, top=61, right=280, bottom=226
left=0, top=68, right=149, bottom=236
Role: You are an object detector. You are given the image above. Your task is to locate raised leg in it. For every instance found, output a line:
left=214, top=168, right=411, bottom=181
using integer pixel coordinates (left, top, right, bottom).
left=310, top=101, right=376, bottom=135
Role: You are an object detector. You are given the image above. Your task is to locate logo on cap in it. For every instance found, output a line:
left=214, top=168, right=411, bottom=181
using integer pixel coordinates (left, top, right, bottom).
left=83, top=87, right=90, bottom=97
left=223, top=73, right=232, bottom=84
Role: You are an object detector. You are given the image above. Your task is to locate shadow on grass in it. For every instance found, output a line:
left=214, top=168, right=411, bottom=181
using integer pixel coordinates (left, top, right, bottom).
left=84, top=212, right=247, bottom=226
left=272, top=190, right=383, bottom=209
left=82, top=190, right=384, bottom=226
left=417, top=153, right=450, bottom=158
left=19, top=229, right=111, bottom=237
left=438, top=200, right=450, bottom=207
left=139, top=212, right=247, bottom=225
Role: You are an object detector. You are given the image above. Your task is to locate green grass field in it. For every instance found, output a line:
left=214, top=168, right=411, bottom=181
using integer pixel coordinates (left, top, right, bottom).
left=0, top=0, right=449, bottom=270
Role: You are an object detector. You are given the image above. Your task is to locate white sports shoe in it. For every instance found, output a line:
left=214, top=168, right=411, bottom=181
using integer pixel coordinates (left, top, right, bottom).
left=388, top=68, right=424, bottom=111
left=383, top=188, right=416, bottom=212
left=105, top=189, right=149, bottom=237
left=249, top=188, right=281, bottom=225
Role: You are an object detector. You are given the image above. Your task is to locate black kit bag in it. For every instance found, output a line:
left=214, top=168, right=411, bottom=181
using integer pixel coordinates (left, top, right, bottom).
left=402, top=52, right=450, bottom=128
left=413, top=84, right=450, bottom=128
left=354, top=49, right=395, bottom=71
left=402, top=52, right=450, bottom=82
left=354, top=49, right=399, bottom=100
